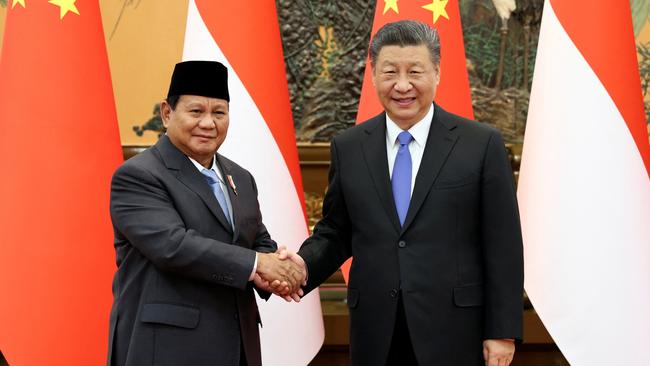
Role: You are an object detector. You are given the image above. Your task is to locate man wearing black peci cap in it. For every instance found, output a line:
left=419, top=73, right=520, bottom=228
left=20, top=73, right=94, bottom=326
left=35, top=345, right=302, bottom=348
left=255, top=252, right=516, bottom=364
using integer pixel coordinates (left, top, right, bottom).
left=107, top=61, right=305, bottom=366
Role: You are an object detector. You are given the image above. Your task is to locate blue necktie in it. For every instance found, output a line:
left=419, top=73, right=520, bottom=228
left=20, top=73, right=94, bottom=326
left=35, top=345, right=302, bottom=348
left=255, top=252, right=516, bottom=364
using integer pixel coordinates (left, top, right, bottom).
left=392, top=131, right=413, bottom=226
left=201, top=169, right=232, bottom=226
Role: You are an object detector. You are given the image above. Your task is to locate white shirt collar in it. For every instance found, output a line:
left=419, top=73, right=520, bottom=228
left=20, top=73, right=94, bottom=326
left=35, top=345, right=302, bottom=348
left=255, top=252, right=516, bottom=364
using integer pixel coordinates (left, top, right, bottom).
left=188, top=155, right=224, bottom=181
left=385, top=103, right=434, bottom=147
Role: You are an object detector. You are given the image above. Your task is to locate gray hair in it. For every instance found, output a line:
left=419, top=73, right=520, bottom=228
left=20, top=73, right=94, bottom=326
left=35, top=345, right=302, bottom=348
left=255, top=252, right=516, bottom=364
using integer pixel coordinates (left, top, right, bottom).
left=369, top=20, right=441, bottom=69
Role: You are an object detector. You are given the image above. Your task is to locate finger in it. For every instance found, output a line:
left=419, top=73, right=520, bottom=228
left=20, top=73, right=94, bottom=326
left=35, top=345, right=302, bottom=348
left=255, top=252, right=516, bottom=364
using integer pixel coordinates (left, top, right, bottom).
left=298, top=288, right=304, bottom=297
left=282, top=295, right=292, bottom=302
left=271, top=280, right=290, bottom=295
left=275, top=285, right=291, bottom=296
left=506, top=355, right=514, bottom=366
left=277, top=248, right=288, bottom=260
left=280, top=280, right=292, bottom=294
left=487, top=356, right=498, bottom=366
left=291, top=292, right=301, bottom=302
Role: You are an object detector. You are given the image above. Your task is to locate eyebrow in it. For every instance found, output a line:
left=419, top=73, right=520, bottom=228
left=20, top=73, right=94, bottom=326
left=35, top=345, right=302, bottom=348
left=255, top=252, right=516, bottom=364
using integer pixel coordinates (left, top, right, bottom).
left=380, top=60, right=426, bottom=68
left=184, top=102, right=205, bottom=108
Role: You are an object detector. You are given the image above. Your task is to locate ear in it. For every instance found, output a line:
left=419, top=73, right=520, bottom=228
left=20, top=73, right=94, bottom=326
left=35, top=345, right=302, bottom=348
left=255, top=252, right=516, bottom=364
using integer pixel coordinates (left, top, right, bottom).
left=434, top=64, right=441, bottom=86
left=160, top=100, right=172, bottom=129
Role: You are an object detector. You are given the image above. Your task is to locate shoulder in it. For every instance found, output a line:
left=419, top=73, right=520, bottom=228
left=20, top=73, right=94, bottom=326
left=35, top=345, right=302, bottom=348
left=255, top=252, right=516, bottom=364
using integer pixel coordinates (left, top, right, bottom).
left=332, top=112, right=385, bottom=146
left=435, top=105, right=503, bottom=145
left=112, top=147, right=162, bottom=183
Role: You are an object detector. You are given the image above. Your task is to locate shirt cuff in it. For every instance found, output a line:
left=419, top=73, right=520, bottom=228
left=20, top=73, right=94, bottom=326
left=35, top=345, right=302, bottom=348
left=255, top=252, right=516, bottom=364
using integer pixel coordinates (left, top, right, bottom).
left=248, top=253, right=258, bottom=281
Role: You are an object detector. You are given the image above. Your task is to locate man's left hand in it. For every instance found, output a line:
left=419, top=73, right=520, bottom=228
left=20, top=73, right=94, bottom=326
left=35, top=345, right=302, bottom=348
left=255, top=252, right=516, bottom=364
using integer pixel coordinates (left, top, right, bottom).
left=483, top=339, right=515, bottom=366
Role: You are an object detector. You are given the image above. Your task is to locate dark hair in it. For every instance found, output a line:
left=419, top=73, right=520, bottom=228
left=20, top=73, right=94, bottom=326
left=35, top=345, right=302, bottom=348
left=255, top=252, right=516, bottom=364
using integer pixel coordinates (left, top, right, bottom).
left=369, top=20, right=441, bottom=68
left=166, top=95, right=181, bottom=110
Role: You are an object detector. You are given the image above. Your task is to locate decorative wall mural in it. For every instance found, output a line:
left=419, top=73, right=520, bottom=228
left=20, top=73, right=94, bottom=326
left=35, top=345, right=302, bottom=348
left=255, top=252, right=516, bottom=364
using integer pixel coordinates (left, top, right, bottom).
left=461, top=0, right=543, bottom=143
left=276, top=0, right=375, bottom=142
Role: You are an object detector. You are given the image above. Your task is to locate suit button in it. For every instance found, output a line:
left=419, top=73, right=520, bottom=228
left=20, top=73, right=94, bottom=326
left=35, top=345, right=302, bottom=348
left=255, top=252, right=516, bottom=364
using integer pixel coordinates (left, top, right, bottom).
left=390, top=289, right=398, bottom=298
left=398, top=240, right=406, bottom=248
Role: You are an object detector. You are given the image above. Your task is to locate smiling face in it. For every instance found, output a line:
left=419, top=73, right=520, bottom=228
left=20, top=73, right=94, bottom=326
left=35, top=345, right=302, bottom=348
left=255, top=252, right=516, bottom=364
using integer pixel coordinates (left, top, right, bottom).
left=371, top=44, right=440, bottom=130
left=161, top=95, right=229, bottom=167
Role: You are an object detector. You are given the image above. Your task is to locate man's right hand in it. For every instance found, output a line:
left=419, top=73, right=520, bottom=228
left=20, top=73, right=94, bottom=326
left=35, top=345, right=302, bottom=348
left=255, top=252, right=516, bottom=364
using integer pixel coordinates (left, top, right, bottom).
left=256, top=252, right=304, bottom=295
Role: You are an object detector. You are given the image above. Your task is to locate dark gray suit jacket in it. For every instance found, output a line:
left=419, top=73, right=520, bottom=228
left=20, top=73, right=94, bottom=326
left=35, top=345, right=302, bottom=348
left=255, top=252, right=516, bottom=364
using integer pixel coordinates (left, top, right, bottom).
left=299, top=104, right=524, bottom=365
left=108, top=135, right=275, bottom=366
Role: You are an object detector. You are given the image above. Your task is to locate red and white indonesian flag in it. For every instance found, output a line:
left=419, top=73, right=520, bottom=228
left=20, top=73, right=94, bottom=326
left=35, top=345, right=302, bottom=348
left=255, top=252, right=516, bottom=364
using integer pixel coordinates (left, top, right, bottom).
left=519, top=0, right=650, bottom=364
left=180, top=1, right=324, bottom=364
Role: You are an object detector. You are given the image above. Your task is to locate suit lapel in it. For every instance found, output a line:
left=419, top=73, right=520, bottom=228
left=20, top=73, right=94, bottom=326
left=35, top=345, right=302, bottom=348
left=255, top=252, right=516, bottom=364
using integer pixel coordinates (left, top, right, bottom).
left=361, top=114, right=402, bottom=234
left=401, top=105, right=458, bottom=234
left=216, top=154, right=240, bottom=242
left=155, top=135, right=234, bottom=234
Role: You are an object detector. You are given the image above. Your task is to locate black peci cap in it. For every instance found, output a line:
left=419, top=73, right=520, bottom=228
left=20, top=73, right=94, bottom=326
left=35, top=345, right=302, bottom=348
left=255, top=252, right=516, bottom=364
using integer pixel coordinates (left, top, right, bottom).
left=166, top=60, right=230, bottom=101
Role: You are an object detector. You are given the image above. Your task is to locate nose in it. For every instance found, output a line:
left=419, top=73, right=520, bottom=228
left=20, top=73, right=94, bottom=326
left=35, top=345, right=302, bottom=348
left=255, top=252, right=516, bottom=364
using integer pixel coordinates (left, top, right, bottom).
left=198, top=114, right=217, bottom=129
left=394, top=74, right=412, bottom=93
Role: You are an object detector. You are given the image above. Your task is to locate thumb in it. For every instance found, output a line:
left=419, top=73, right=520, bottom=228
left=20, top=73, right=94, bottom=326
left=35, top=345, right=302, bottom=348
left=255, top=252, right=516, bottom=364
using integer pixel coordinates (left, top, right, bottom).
left=276, top=246, right=288, bottom=260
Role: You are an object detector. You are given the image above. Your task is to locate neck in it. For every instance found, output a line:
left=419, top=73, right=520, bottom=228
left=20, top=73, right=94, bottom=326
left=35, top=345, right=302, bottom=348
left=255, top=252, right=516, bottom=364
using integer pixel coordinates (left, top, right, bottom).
left=200, top=157, right=213, bottom=169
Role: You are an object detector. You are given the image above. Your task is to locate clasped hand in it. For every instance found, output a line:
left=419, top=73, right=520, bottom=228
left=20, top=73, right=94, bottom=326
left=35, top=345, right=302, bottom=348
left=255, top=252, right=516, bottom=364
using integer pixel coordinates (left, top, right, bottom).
left=254, top=246, right=307, bottom=302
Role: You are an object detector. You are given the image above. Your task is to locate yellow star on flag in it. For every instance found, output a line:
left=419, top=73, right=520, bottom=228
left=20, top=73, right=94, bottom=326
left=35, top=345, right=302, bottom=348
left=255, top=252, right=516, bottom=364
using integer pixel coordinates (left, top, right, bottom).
left=11, top=0, right=26, bottom=8
left=383, top=0, right=399, bottom=15
left=48, top=0, right=80, bottom=19
left=422, top=0, right=449, bottom=24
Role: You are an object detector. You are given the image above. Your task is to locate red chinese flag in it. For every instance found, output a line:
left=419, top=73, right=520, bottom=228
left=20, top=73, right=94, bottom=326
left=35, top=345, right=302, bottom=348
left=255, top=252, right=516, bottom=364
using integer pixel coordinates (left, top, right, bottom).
left=343, top=0, right=474, bottom=281
left=356, top=0, right=474, bottom=122
left=0, top=1, right=122, bottom=365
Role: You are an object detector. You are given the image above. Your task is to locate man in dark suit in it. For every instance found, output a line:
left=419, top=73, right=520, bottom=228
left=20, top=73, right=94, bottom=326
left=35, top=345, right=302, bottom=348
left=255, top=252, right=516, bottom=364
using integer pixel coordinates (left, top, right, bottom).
left=107, top=61, right=304, bottom=366
left=294, top=20, right=524, bottom=365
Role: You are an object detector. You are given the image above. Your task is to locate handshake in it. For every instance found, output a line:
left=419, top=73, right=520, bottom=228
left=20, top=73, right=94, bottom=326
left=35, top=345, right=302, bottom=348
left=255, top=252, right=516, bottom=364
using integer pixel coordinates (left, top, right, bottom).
left=254, top=247, right=307, bottom=302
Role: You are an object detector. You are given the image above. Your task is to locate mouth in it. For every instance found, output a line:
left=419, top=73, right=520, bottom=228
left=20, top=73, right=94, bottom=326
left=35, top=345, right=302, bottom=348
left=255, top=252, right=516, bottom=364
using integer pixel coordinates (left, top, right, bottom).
left=193, top=134, right=216, bottom=140
left=392, top=97, right=416, bottom=107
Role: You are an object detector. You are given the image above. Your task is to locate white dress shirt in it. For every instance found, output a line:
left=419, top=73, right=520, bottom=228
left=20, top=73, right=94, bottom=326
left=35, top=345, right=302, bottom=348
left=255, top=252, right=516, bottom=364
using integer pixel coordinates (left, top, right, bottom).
left=385, top=103, right=434, bottom=197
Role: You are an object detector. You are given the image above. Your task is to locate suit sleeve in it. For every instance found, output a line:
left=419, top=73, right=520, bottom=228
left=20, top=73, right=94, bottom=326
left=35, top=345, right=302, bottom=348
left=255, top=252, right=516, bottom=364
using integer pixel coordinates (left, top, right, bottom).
left=246, top=172, right=277, bottom=300
left=298, top=139, right=353, bottom=294
left=110, top=163, right=256, bottom=290
left=480, top=130, right=525, bottom=341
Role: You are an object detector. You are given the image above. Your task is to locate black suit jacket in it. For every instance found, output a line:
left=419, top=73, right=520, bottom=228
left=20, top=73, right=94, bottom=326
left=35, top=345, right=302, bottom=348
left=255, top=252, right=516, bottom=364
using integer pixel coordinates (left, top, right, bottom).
left=299, top=104, right=524, bottom=365
left=108, top=135, right=275, bottom=366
